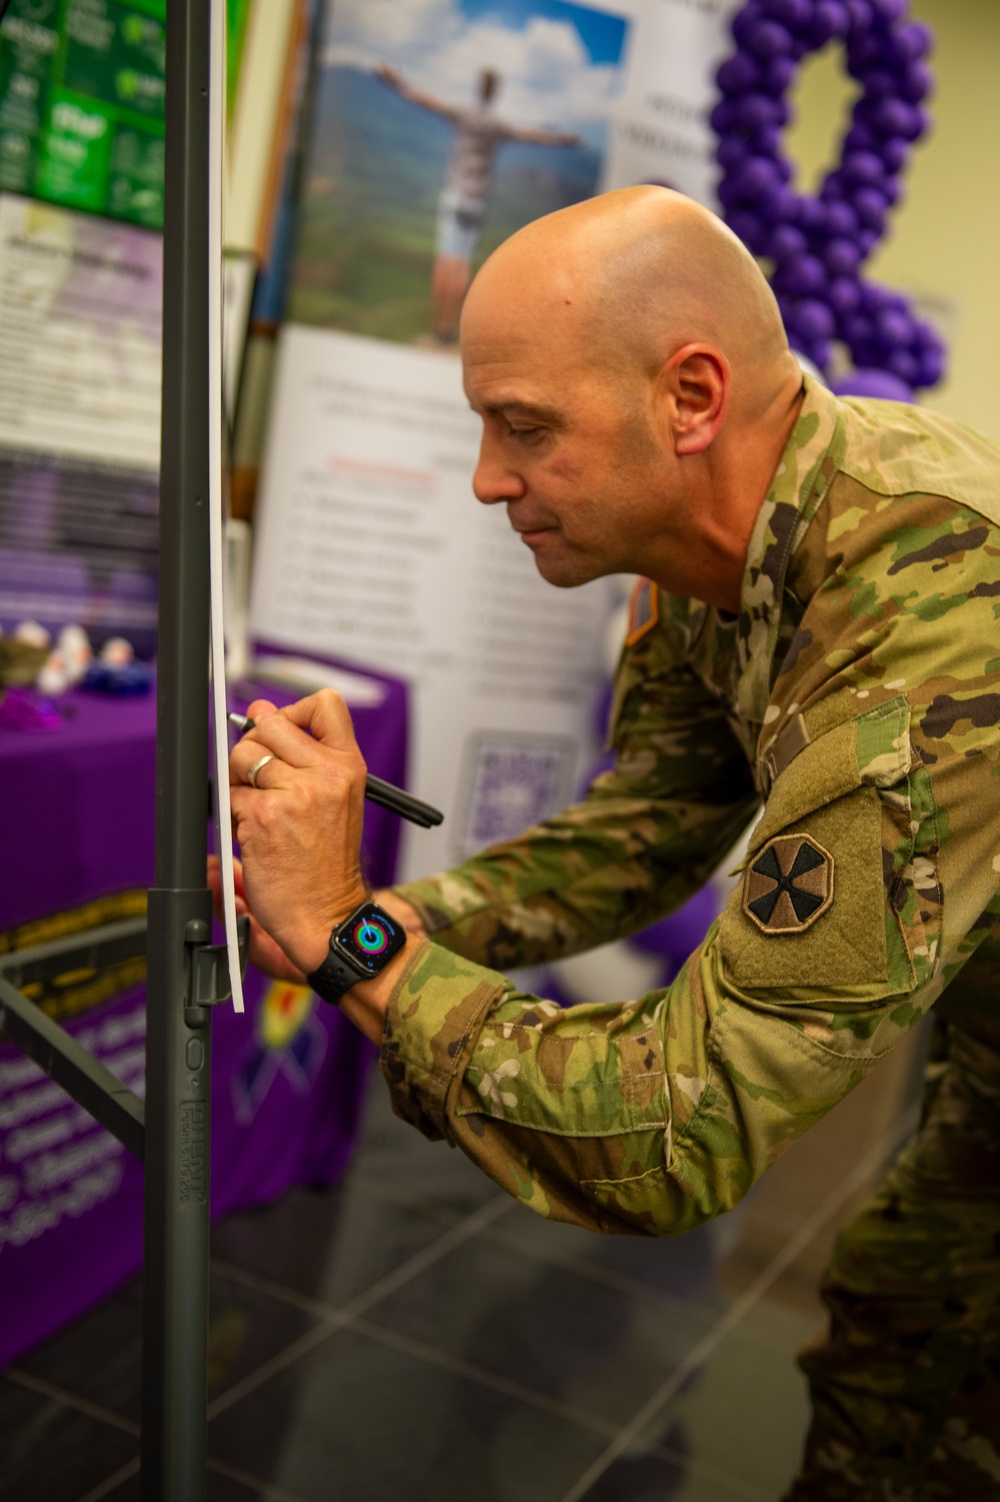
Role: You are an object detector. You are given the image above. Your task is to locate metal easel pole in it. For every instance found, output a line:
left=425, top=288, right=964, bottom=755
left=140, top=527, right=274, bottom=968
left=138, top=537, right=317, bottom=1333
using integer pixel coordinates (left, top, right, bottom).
left=141, top=0, right=214, bottom=1495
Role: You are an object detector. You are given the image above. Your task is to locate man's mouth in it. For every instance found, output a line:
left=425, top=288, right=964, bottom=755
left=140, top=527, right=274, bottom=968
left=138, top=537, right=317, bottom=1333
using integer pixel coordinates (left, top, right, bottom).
left=513, top=522, right=554, bottom=543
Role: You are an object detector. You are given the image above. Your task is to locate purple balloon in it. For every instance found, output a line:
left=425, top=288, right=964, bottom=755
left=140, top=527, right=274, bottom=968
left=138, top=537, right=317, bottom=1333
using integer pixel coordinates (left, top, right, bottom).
left=844, top=123, right=877, bottom=153
left=831, top=368, right=913, bottom=401
left=796, top=197, right=828, bottom=235
left=811, top=1, right=850, bottom=46
left=784, top=255, right=826, bottom=295
left=769, top=223, right=807, bottom=261
left=732, top=8, right=760, bottom=46
left=879, top=137, right=909, bottom=173
left=717, top=176, right=744, bottom=211
left=796, top=337, right=832, bottom=372
left=859, top=281, right=890, bottom=314
left=716, top=136, right=747, bottom=171
left=763, top=0, right=812, bottom=28
left=796, top=299, right=837, bottom=341
left=733, top=93, right=777, bottom=132
left=825, top=199, right=859, bottom=236
left=762, top=182, right=798, bottom=220
left=772, top=96, right=792, bottom=127
left=917, top=347, right=945, bottom=388
left=828, top=276, right=863, bottom=316
left=842, top=313, right=873, bottom=348
left=763, top=54, right=796, bottom=93
left=899, top=61, right=933, bottom=104
left=847, top=34, right=883, bottom=73
left=751, top=123, right=782, bottom=156
left=857, top=227, right=879, bottom=255
left=897, top=21, right=933, bottom=62
left=887, top=348, right=919, bottom=385
left=717, top=54, right=761, bottom=94
left=911, top=318, right=941, bottom=353
left=853, top=187, right=887, bottom=232
left=871, top=0, right=906, bottom=23
left=843, top=150, right=886, bottom=187
left=860, top=69, right=896, bottom=101
left=880, top=177, right=903, bottom=208
left=733, top=155, right=779, bottom=200
left=876, top=307, right=913, bottom=347
left=727, top=208, right=766, bottom=250
left=748, top=18, right=793, bottom=59
left=773, top=153, right=794, bottom=183
left=710, top=100, right=737, bottom=134
left=825, top=237, right=862, bottom=277
left=872, top=97, right=914, bottom=138
left=905, top=105, right=931, bottom=142
left=821, top=170, right=848, bottom=202
left=844, top=0, right=874, bottom=32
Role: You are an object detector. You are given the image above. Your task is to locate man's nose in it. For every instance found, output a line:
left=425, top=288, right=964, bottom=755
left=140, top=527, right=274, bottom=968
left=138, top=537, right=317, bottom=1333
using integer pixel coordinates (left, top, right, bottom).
left=472, top=432, right=526, bottom=506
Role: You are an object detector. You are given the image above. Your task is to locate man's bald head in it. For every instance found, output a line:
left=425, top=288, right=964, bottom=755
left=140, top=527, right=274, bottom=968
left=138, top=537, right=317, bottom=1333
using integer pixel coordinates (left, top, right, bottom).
left=460, top=187, right=805, bottom=610
left=463, top=186, right=795, bottom=422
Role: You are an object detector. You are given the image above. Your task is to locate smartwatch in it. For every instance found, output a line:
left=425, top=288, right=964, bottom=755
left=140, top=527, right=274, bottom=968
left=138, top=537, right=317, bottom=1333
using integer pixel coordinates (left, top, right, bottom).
left=306, top=900, right=407, bottom=1005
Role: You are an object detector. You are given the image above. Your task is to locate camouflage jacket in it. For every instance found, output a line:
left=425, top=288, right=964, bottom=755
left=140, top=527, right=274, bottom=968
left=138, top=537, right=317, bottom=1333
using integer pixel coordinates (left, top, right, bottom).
left=384, top=376, right=1000, bottom=1235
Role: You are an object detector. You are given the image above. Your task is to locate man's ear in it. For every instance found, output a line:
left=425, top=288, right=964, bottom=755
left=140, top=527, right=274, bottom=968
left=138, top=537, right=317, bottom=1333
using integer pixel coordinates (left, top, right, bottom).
left=660, top=343, right=730, bottom=455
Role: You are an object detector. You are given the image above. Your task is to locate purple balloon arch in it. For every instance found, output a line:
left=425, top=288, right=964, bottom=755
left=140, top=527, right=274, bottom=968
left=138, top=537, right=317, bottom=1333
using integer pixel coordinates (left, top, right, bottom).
left=712, top=0, right=946, bottom=399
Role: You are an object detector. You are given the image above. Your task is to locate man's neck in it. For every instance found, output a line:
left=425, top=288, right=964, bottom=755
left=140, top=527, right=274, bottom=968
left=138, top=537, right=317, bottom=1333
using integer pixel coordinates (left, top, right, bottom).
left=646, top=376, right=805, bottom=614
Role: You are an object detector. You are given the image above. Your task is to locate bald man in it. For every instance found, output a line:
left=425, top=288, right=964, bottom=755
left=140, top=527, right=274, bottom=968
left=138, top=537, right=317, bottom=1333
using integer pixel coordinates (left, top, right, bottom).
left=228, top=189, right=1000, bottom=1499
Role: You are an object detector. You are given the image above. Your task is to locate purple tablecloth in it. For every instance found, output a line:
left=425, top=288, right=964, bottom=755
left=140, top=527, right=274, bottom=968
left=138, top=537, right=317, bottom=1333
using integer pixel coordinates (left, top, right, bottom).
left=0, top=663, right=408, bottom=1367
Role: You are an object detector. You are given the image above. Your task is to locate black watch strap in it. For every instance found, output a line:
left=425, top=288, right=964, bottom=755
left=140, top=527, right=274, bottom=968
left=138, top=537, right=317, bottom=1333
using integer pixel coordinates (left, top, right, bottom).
left=306, top=948, right=365, bottom=1006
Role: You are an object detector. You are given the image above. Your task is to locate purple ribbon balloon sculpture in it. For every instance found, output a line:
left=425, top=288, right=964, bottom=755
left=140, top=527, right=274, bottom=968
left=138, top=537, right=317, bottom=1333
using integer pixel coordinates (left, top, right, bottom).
left=712, top=0, right=946, bottom=400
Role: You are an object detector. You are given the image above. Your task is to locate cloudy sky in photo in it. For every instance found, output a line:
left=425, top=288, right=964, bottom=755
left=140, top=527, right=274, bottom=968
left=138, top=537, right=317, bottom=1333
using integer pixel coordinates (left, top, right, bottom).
left=323, top=0, right=631, bottom=147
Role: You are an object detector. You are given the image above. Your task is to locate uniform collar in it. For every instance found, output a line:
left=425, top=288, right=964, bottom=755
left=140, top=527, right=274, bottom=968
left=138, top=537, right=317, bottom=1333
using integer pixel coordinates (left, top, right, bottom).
left=735, top=373, right=844, bottom=724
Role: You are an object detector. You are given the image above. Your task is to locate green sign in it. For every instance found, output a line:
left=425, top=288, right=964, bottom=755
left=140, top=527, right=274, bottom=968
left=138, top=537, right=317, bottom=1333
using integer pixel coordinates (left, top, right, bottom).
left=0, top=0, right=166, bottom=228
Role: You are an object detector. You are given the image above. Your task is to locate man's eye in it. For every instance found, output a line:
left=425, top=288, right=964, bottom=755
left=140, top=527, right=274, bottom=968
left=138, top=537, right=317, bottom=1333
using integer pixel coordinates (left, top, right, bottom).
left=508, top=424, right=542, bottom=441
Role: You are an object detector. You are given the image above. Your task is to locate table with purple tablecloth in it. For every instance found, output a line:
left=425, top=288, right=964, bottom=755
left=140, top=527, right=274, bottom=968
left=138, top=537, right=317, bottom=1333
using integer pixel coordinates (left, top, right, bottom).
left=0, top=661, right=408, bottom=1367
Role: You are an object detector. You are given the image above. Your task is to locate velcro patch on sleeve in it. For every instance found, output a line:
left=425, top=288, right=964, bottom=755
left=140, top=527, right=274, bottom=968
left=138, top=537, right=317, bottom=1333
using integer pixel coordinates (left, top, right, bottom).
left=625, top=577, right=659, bottom=647
left=721, top=787, right=892, bottom=991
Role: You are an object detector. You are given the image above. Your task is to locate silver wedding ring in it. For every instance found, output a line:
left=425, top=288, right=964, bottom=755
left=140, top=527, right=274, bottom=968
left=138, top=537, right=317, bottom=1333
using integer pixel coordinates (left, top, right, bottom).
left=246, top=753, right=275, bottom=789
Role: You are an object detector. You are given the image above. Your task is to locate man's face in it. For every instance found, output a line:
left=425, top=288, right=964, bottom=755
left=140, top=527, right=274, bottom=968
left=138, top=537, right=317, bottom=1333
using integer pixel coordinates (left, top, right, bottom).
left=463, top=321, right=678, bottom=588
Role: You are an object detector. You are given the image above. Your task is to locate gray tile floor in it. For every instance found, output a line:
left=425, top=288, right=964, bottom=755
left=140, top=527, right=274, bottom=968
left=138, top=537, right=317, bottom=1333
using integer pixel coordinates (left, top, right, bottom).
left=0, top=1075, right=903, bottom=1502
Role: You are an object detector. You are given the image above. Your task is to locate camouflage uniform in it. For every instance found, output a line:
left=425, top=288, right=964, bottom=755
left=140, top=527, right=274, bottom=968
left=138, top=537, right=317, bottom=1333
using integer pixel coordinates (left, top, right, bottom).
left=385, top=375, right=1000, bottom=1496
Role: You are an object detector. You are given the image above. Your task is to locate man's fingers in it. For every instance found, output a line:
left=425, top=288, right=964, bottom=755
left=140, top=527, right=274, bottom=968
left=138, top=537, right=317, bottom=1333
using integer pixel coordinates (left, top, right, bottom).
left=231, top=691, right=361, bottom=777
left=275, top=690, right=358, bottom=748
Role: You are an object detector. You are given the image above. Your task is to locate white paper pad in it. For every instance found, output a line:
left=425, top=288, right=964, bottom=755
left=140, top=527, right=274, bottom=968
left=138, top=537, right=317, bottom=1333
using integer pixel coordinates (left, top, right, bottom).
left=208, top=0, right=245, bottom=1013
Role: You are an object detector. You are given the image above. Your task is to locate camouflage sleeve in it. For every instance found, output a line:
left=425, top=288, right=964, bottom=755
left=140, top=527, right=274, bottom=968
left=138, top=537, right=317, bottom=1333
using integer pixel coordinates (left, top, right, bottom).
left=381, top=691, right=1000, bottom=1236
left=393, top=598, right=760, bottom=972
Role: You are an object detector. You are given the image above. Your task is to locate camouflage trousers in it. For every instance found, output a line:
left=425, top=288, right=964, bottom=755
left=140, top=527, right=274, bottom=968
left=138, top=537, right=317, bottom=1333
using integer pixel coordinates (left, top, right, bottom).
left=782, top=1020, right=1000, bottom=1501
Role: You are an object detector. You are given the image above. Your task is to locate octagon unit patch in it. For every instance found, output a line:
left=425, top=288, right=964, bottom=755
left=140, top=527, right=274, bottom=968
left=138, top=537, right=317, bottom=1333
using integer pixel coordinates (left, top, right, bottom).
left=742, top=833, right=834, bottom=935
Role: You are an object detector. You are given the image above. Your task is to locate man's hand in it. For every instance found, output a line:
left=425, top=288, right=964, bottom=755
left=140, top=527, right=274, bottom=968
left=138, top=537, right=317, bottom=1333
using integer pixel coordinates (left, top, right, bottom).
left=207, top=855, right=307, bottom=983
left=229, top=692, right=369, bottom=977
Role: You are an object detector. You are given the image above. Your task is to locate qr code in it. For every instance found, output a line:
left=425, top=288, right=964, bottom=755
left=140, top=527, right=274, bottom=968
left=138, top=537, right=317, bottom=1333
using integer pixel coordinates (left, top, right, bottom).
left=458, top=733, right=576, bottom=857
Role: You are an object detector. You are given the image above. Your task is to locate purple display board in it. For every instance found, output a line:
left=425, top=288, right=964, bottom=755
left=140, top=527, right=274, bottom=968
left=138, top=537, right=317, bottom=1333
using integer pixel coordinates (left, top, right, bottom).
left=0, top=661, right=408, bottom=1367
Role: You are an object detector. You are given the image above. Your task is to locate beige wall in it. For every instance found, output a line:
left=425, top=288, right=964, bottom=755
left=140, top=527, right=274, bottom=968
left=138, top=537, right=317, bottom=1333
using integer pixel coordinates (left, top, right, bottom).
left=785, top=0, right=1000, bottom=440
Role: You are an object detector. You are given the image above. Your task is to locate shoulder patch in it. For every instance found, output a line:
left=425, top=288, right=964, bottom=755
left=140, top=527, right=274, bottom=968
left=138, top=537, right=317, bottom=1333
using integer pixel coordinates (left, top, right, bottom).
left=625, top=577, right=659, bottom=647
left=743, top=833, right=833, bottom=934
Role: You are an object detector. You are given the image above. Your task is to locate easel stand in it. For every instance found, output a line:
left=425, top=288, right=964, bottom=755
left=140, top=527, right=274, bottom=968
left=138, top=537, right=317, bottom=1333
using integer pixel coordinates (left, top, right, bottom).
left=0, top=2, right=223, bottom=1498
left=141, top=0, right=217, bottom=1492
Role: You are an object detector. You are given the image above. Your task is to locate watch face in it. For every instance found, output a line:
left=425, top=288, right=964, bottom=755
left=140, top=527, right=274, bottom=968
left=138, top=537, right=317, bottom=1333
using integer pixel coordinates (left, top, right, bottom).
left=333, top=903, right=406, bottom=976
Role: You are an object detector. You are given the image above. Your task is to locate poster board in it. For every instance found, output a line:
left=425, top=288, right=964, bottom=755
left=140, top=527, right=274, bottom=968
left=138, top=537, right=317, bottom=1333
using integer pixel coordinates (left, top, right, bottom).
left=0, top=192, right=161, bottom=650
left=0, top=0, right=167, bottom=229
